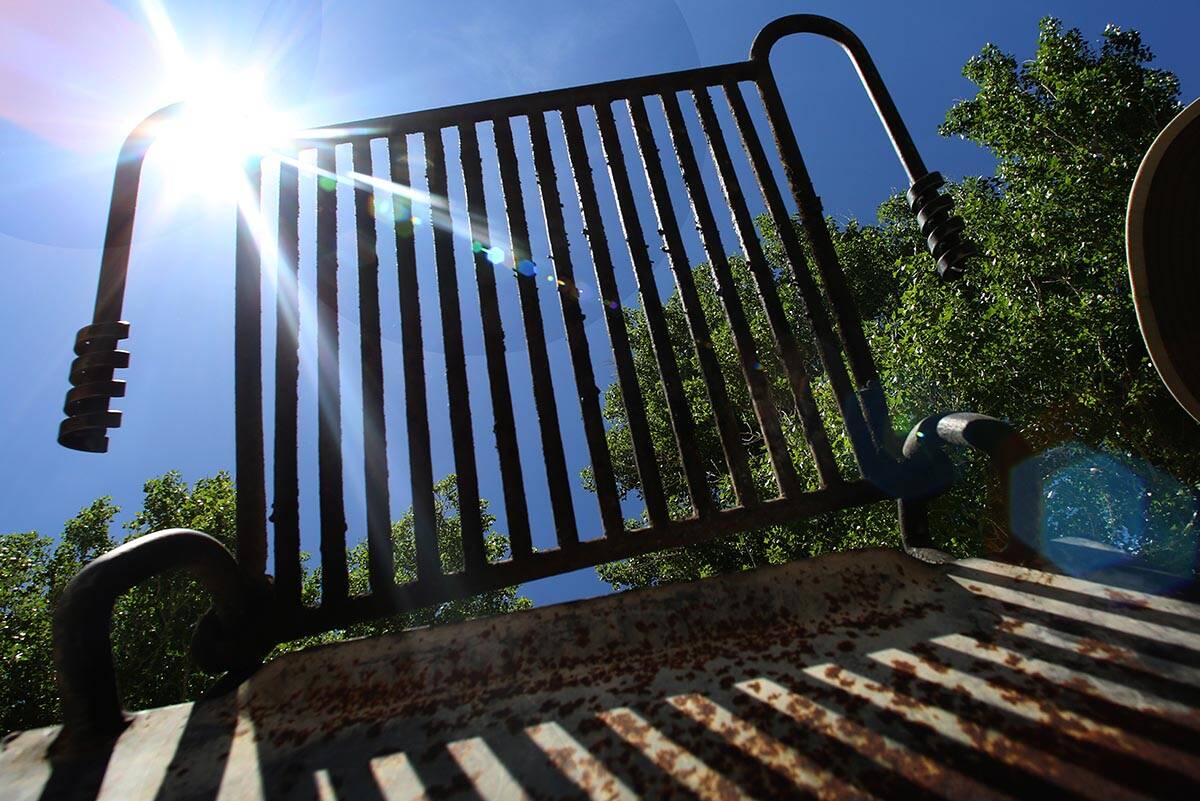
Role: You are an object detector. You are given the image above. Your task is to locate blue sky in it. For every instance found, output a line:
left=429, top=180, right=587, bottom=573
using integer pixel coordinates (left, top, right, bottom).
left=2, top=0, right=1198, bottom=607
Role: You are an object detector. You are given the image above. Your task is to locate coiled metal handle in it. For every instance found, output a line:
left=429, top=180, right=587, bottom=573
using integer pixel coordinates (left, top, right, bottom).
left=55, top=104, right=184, bottom=454
left=753, top=17, right=976, bottom=280
left=907, top=171, right=975, bottom=280
left=58, top=321, right=130, bottom=453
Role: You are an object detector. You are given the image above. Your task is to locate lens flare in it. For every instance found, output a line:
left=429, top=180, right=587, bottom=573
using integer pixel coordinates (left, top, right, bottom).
left=150, top=64, right=294, bottom=206
left=1029, top=442, right=1199, bottom=583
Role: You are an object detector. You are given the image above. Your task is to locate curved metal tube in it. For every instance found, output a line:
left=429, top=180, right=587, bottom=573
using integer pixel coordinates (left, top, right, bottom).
left=51, top=528, right=271, bottom=754
left=750, top=14, right=974, bottom=279
left=58, top=104, right=184, bottom=453
left=900, top=413, right=1042, bottom=564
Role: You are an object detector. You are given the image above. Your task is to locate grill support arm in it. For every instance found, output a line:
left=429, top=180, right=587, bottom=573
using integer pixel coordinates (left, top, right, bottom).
left=896, top=413, right=1042, bottom=565
left=751, top=14, right=974, bottom=279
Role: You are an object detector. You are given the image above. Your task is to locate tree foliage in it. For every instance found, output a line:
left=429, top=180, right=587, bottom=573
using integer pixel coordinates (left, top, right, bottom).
left=598, top=18, right=1198, bottom=590
left=0, top=472, right=529, bottom=734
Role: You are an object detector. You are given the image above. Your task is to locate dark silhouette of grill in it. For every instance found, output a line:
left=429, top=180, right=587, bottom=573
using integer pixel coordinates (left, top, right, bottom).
left=53, top=16, right=1009, bottom=748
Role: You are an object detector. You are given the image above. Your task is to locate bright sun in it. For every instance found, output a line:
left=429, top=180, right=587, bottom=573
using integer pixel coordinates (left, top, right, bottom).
left=149, top=63, right=292, bottom=204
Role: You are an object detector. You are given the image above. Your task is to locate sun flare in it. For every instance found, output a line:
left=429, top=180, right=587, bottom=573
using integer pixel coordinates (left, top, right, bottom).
left=149, top=63, right=292, bottom=204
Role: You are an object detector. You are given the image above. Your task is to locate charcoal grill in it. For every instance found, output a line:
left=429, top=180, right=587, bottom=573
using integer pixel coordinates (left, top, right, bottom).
left=52, top=15, right=1024, bottom=747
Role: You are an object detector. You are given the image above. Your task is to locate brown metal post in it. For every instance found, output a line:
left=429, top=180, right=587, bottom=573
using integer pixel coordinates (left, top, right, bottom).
left=352, top=140, right=396, bottom=594
left=233, top=157, right=268, bottom=578
left=459, top=122, right=531, bottom=565
left=272, top=155, right=302, bottom=611
left=493, top=116, right=579, bottom=548
left=389, top=135, right=442, bottom=582
left=315, top=143, right=349, bottom=604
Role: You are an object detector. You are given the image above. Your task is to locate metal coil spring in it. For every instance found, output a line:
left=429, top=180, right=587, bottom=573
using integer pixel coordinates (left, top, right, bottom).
left=907, top=171, right=975, bottom=280
left=59, top=321, right=130, bottom=453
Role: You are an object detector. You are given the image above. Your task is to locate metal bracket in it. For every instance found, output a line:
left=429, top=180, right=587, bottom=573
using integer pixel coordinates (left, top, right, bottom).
left=751, top=14, right=975, bottom=279
left=898, top=412, right=1042, bottom=563
left=57, top=104, right=184, bottom=453
left=51, top=528, right=273, bottom=756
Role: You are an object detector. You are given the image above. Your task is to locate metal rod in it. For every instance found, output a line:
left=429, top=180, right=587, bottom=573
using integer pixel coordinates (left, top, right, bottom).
left=749, top=14, right=928, bottom=183
left=691, top=86, right=839, bottom=488
left=659, top=91, right=800, bottom=499
left=352, top=140, right=395, bottom=594
left=493, top=116, right=577, bottom=550
left=754, top=22, right=979, bottom=278
left=234, top=156, right=268, bottom=578
left=315, top=143, right=349, bottom=604
left=527, top=111, right=623, bottom=539
left=59, top=108, right=184, bottom=456
left=722, top=81, right=874, bottom=472
left=458, top=122, right=530, bottom=567
left=626, top=95, right=756, bottom=506
left=389, top=135, right=440, bottom=584
left=594, top=102, right=711, bottom=517
left=293, top=62, right=760, bottom=147
left=90, top=104, right=184, bottom=324
left=272, top=156, right=302, bottom=609
left=755, top=69, right=894, bottom=452
left=426, top=129, right=480, bottom=576
left=561, top=107, right=669, bottom=528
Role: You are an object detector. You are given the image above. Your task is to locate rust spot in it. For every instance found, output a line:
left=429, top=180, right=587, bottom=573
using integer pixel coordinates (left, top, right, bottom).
left=1103, top=589, right=1151, bottom=609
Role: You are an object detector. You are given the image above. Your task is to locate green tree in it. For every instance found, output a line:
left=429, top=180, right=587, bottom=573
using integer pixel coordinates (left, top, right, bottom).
left=1, top=472, right=529, bottom=734
left=598, top=18, right=1198, bottom=590
left=0, top=531, right=57, bottom=731
left=1, top=497, right=125, bottom=732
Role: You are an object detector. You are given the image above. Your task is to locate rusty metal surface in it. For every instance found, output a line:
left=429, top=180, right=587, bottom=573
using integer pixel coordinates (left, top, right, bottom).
left=7, top=549, right=1199, bottom=799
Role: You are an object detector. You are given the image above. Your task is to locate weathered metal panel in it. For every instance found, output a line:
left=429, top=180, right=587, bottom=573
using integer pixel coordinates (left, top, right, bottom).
left=7, top=550, right=1198, bottom=799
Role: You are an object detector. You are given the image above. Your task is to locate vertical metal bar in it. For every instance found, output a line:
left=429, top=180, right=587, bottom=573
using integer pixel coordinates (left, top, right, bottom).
left=594, top=103, right=711, bottom=518
left=691, top=86, right=839, bottom=488
left=272, top=156, right=302, bottom=608
left=561, top=107, right=669, bottom=529
left=352, top=139, right=395, bottom=594
left=389, top=135, right=440, bottom=583
left=626, top=96, right=756, bottom=506
left=234, top=156, right=268, bottom=578
left=315, top=143, right=349, bottom=603
left=659, top=91, right=800, bottom=499
left=457, top=122, right=529, bottom=568
left=527, top=111, right=623, bottom=539
left=722, top=81, right=874, bottom=470
left=425, top=129, right=482, bottom=573
left=493, top=116, right=577, bottom=549
left=755, top=69, right=893, bottom=450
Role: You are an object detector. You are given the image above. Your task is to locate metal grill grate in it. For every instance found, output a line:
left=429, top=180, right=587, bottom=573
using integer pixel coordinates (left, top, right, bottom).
left=57, top=16, right=976, bottom=656
left=248, top=71, right=903, bottom=637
